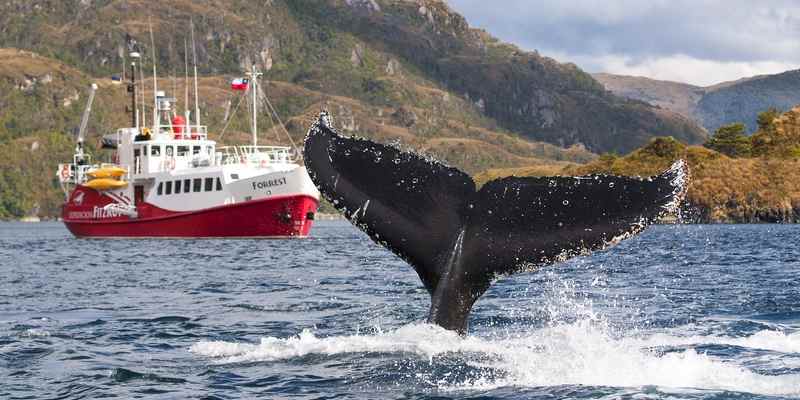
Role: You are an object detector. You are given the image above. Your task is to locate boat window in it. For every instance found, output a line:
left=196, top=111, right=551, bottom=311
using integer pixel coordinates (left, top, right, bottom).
left=151, top=145, right=161, bottom=156
left=230, top=174, right=239, bottom=180
left=184, top=179, right=191, bottom=192
left=216, top=178, right=222, bottom=191
left=193, top=146, right=201, bottom=155
left=177, top=146, right=189, bottom=157
left=157, top=182, right=163, bottom=195
left=165, top=146, right=174, bottom=157
left=207, top=146, right=213, bottom=156
left=204, top=177, right=213, bottom=192
left=165, top=181, right=172, bottom=195
left=193, top=178, right=202, bottom=192
left=175, top=180, right=182, bottom=194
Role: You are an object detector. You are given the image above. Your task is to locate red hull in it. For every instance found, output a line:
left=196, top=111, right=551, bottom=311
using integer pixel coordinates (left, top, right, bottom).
left=62, top=192, right=319, bottom=238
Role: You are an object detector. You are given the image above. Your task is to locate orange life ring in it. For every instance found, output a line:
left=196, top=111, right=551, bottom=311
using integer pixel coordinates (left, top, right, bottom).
left=260, top=159, right=268, bottom=169
left=166, top=158, right=176, bottom=170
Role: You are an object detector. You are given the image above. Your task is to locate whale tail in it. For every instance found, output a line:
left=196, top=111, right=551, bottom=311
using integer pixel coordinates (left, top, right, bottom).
left=304, top=112, right=688, bottom=333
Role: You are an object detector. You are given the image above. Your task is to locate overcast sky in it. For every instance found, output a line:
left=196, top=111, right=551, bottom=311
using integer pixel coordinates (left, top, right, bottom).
left=447, top=0, right=800, bottom=87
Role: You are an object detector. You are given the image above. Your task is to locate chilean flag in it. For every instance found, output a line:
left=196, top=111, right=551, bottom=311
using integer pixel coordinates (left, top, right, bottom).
left=231, top=78, right=249, bottom=91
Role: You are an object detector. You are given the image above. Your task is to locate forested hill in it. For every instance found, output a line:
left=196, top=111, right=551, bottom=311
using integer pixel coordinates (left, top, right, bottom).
left=0, top=0, right=709, bottom=219
left=1, top=0, right=706, bottom=153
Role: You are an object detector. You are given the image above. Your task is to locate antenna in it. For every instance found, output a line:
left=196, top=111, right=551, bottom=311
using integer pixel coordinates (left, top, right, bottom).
left=190, top=18, right=201, bottom=131
left=148, top=17, right=159, bottom=131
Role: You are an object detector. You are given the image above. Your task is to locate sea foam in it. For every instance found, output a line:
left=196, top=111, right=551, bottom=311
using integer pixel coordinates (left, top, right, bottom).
left=192, top=320, right=800, bottom=396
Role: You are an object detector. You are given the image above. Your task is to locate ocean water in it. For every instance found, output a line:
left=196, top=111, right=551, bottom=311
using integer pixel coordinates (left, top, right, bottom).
left=0, top=221, right=798, bottom=399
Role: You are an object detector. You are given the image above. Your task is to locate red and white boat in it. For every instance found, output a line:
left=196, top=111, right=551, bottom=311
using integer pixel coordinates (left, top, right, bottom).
left=56, top=53, right=319, bottom=238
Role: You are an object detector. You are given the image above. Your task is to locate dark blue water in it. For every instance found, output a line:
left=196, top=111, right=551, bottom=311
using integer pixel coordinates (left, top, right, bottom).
left=1, top=221, right=798, bottom=399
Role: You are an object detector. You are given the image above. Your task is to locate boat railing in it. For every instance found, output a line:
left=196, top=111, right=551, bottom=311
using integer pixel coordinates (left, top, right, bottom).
left=166, top=125, right=208, bottom=140
left=57, top=162, right=130, bottom=185
left=217, top=145, right=295, bottom=168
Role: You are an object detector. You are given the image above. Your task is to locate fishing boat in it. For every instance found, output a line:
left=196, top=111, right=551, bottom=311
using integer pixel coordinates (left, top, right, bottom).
left=56, top=36, right=319, bottom=238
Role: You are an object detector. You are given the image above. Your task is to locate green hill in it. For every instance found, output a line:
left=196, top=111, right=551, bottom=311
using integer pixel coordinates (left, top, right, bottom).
left=0, top=0, right=711, bottom=219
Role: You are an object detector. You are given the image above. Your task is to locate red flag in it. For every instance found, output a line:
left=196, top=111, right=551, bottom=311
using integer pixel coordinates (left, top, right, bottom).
left=231, top=78, right=249, bottom=91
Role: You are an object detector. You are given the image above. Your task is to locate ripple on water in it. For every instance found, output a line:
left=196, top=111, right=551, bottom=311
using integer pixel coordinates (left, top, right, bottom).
left=2, top=222, right=800, bottom=399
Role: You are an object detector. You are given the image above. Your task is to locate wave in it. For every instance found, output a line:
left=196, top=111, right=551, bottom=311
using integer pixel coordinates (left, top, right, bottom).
left=192, top=321, right=800, bottom=396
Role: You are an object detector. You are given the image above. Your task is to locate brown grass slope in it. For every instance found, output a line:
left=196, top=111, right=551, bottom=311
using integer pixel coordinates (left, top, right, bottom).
left=479, top=132, right=800, bottom=223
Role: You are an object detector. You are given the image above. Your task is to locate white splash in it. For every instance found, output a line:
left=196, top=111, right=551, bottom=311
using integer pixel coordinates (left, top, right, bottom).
left=192, top=321, right=800, bottom=396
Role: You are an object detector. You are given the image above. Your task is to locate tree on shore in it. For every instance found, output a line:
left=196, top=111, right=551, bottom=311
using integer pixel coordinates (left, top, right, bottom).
left=704, top=122, right=751, bottom=157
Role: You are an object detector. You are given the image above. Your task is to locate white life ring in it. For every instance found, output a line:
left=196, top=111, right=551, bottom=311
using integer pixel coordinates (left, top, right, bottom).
left=59, top=165, right=71, bottom=181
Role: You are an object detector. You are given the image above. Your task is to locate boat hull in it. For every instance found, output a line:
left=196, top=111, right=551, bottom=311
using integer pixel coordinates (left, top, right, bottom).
left=62, top=194, right=318, bottom=238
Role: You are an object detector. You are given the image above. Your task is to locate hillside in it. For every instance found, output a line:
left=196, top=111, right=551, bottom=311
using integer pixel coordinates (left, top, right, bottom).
left=592, top=73, right=703, bottom=121
left=479, top=106, right=800, bottom=223
left=0, top=0, right=715, bottom=219
left=0, top=0, right=706, bottom=154
left=594, top=70, right=800, bottom=133
left=0, top=48, right=592, bottom=219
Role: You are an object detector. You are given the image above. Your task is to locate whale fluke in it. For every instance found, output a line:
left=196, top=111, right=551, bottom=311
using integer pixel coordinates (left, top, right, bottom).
left=304, top=112, right=688, bottom=333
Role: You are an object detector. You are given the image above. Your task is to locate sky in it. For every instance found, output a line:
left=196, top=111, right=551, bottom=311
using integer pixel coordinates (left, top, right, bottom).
left=446, top=0, right=800, bottom=87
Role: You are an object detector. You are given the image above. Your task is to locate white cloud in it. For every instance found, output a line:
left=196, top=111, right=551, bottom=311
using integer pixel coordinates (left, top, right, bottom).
left=549, top=52, right=800, bottom=87
left=447, top=0, right=800, bottom=85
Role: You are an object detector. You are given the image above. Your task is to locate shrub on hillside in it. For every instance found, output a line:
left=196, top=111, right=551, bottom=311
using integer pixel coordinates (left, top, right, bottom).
left=704, top=123, right=752, bottom=157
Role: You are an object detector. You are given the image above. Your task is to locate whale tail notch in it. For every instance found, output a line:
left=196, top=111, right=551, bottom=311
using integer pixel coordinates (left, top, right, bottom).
left=304, top=112, right=688, bottom=333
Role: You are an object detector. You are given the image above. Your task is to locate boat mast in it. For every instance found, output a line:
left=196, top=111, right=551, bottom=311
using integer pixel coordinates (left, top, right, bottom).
left=190, top=19, right=201, bottom=131
left=129, top=53, right=140, bottom=129
left=149, top=18, right=159, bottom=131
left=184, top=38, right=190, bottom=129
left=138, top=50, right=147, bottom=129
left=248, top=64, right=263, bottom=147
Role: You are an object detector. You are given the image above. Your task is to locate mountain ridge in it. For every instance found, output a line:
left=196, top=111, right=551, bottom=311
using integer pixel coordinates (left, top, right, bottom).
left=594, top=70, right=800, bottom=134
